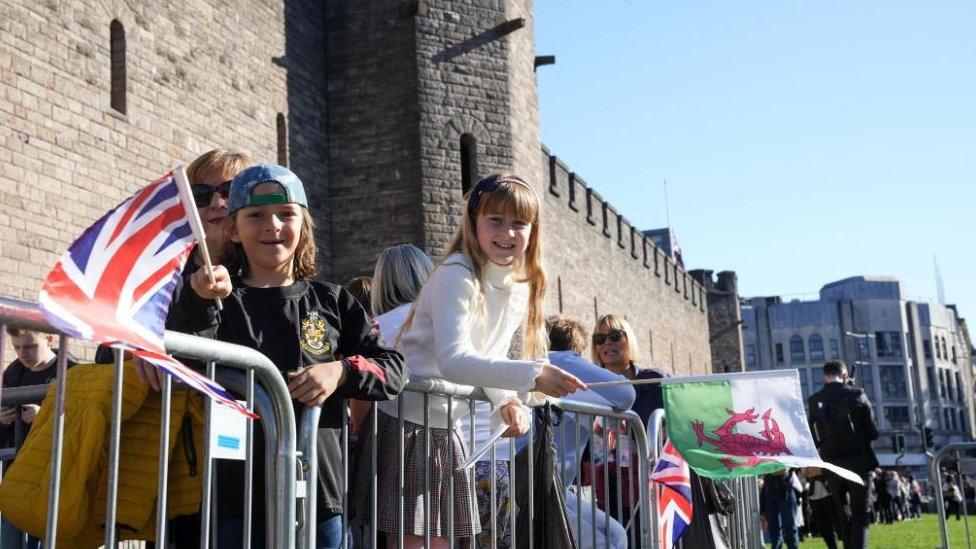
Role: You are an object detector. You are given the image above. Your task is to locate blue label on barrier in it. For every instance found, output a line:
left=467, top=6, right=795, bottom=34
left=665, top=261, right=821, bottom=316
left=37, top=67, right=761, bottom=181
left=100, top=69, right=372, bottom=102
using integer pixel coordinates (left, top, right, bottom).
left=217, top=435, right=240, bottom=450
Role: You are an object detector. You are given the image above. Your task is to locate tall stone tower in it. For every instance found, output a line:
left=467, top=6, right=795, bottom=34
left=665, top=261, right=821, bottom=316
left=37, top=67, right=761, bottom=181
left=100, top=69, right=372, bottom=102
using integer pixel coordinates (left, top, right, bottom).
left=324, top=0, right=541, bottom=282
left=691, top=270, right=745, bottom=373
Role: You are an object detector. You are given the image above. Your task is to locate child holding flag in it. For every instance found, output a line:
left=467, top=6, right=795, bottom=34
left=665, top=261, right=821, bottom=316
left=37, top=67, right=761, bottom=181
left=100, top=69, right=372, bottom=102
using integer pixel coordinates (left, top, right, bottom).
left=172, top=164, right=406, bottom=548
left=352, top=174, right=586, bottom=548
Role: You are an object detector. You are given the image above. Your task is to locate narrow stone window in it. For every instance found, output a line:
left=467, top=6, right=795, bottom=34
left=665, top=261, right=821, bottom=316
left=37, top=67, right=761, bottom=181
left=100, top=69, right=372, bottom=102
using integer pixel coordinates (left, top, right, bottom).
left=593, top=297, right=599, bottom=321
left=276, top=113, right=289, bottom=166
left=110, top=20, right=126, bottom=114
left=648, top=330, right=654, bottom=360
left=460, top=133, right=478, bottom=195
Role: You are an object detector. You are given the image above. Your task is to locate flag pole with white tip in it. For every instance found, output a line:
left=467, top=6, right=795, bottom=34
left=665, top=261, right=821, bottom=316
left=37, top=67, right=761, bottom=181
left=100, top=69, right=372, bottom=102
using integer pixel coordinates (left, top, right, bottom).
left=173, top=166, right=223, bottom=311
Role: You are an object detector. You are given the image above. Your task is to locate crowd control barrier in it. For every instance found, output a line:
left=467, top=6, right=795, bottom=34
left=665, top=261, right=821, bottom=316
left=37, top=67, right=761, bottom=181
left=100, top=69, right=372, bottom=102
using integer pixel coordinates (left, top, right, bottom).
left=0, top=295, right=703, bottom=548
left=932, top=442, right=976, bottom=549
left=0, top=296, right=297, bottom=549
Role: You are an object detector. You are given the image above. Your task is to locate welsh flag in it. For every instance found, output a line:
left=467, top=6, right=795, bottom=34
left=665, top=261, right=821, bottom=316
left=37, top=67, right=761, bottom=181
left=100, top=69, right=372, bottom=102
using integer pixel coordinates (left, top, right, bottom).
left=662, top=370, right=861, bottom=484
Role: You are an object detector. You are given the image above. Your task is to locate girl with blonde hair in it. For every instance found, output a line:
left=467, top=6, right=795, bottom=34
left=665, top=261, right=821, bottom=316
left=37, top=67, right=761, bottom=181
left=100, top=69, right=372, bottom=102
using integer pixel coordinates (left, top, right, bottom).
left=354, top=174, right=585, bottom=548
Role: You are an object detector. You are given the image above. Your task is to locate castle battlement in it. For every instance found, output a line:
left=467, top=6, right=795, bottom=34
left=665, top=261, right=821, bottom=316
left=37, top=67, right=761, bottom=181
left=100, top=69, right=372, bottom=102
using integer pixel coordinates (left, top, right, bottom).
left=540, top=145, right=705, bottom=315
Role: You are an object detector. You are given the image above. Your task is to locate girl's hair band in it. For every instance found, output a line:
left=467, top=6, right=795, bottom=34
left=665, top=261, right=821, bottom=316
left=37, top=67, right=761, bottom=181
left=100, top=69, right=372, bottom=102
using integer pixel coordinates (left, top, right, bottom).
left=467, top=174, right=537, bottom=219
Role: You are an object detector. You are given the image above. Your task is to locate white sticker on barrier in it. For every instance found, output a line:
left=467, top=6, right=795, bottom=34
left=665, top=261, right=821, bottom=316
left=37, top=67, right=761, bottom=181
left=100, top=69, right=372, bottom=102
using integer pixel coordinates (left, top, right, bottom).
left=618, top=435, right=632, bottom=467
left=209, top=400, right=249, bottom=460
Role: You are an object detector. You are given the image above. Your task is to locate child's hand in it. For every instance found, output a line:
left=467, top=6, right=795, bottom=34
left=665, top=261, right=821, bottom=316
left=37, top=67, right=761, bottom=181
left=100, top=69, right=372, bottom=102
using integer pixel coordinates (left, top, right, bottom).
left=20, top=404, right=40, bottom=424
left=287, top=361, right=348, bottom=406
left=190, top=265, right=232, bottom=300
left=499, top=398, right=530, bottom=438
left=533, top=363, right=587, bottom=398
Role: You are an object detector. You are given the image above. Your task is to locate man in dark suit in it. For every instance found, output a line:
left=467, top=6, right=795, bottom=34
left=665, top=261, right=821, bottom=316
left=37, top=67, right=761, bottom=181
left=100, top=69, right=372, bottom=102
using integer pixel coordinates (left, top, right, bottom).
left=807, top=360, right=880, bottom=549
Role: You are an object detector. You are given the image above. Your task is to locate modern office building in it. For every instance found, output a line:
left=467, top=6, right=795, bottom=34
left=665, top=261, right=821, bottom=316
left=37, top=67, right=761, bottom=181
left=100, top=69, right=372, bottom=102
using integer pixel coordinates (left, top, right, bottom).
left=741, top=276, right=974, bottom=472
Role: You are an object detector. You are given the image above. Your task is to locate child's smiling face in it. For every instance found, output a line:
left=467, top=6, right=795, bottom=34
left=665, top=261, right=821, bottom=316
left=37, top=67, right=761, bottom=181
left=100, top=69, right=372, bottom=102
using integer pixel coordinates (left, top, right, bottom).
left=228, top=182, right=304, bottom=279
left=475, top=209, right=532, bottom=266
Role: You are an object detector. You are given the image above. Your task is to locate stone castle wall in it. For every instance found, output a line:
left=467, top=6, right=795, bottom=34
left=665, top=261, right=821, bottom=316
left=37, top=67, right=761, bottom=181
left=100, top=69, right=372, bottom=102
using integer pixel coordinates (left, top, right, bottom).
left=1, top=0, right=711, bottom=374
left=541, top=148, right=711, bottom=374
left=0, top=0, right=329, bottom=296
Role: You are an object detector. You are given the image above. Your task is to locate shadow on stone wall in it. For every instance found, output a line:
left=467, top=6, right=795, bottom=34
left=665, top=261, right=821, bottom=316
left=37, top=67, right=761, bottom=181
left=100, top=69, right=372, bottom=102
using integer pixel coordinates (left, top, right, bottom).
left=279, top=0, right=331, bottom=278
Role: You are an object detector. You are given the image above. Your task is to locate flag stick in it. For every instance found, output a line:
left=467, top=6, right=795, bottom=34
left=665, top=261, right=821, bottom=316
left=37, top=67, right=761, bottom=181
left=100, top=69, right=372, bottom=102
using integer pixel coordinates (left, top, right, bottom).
left=457, top=424, right=508, bottom=470
left=585, top=378, right=664, bottom=388
left=174, top=166, right=222, bottom=311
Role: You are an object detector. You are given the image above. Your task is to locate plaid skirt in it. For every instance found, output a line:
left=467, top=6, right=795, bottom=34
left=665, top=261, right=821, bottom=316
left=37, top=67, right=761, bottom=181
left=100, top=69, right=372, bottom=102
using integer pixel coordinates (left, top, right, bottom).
left=351, top=410, right=481, bottom=538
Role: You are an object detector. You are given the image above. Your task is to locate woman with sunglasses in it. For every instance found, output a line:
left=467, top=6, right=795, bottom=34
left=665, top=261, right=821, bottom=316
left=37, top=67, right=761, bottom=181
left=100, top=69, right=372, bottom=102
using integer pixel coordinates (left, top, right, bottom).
left=131, top=149, right=254, bottom=393
left=591, top=314, right=666, bottom=426
left=186, top=149, right=253, bottom=261
left=590, top=314, right=666, bottom=542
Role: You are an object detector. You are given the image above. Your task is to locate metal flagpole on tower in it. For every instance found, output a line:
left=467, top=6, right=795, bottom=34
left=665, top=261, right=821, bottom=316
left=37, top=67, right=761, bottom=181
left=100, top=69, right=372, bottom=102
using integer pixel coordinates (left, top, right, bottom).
left=663, top=178, right=673, bottom=250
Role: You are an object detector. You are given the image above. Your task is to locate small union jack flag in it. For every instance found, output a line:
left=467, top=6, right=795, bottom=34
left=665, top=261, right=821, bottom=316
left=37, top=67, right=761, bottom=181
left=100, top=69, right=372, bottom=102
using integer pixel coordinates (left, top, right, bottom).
left=38, top=171, right=256, bottom=418
left=651, top=439, right=693, bottom=549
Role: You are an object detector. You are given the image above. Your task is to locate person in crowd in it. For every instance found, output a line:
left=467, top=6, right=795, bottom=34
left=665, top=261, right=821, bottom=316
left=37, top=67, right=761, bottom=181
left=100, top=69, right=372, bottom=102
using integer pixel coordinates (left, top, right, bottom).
left=805, top=467, right=842, bottom=549
left=1, top=328, right=75, bottom=447
left=907, top=475, right=923, bottom=520
left=348, top=244, right=434, bottom=433
left=171, top=163, right=407, bottom=548
left=97, top=149, right=254, bottom=374
left=760, top=469, right=801, bottom=549
left=343, top=276, right=373, bottom=312
left=886, top=470, right=903, bottom=521
left=343, top=244, right=433, bottom=546
left=589, top=315, right=663, bottom=533
left=807, top=360, right=880, bottom=549
left=352, top=173, right=585, bottom=548
left=591, top=314, right=665, bottom=427
left=529, top=315, right=634, bottom=548
left=91, top=149, right=253, bottom=548
left=369, top=244, right=434, bottom=346
left=873, top=468, right=891, bottom=523
left=944, top=474, right=963, bottom=521
left=1, top=327, right=76, bottom=549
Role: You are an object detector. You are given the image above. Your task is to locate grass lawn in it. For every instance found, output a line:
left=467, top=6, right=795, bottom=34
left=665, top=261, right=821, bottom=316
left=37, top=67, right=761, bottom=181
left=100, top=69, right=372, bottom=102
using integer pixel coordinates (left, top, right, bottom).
left=768, top=513, right=976, bottom=548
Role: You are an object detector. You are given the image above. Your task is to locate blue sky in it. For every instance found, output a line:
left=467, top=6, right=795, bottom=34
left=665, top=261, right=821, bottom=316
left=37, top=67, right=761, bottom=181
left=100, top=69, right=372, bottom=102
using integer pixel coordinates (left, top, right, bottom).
left=535, top=1, right=975, bottom=323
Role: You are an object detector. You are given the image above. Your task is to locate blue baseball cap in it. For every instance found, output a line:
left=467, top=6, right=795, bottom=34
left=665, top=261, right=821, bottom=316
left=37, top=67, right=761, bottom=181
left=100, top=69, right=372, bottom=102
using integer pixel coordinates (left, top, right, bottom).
left=227, top=164, right=308, bottom=214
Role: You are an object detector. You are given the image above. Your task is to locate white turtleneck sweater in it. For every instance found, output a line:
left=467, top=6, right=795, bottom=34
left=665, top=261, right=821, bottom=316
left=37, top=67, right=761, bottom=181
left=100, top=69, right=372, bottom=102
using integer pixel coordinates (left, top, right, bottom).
left=377, top=253, right=544, bottom=430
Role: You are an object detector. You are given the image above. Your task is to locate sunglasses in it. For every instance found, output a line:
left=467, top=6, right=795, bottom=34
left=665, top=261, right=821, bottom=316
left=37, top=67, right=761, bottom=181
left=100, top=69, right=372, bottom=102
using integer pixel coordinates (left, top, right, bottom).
left=190, top=180, right=232, bottom=208
left=593, top=329, right=626, bottom=345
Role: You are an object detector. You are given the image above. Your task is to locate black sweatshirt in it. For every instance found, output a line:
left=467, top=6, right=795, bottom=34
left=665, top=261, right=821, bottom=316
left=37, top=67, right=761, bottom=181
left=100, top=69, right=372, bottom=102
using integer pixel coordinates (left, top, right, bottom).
left=169, top=277, right=407, bottom=518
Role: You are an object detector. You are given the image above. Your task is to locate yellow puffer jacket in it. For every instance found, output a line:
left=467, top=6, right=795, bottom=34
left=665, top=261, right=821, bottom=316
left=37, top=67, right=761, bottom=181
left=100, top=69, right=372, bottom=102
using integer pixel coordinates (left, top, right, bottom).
left=0, top=361, right=205, bottom=548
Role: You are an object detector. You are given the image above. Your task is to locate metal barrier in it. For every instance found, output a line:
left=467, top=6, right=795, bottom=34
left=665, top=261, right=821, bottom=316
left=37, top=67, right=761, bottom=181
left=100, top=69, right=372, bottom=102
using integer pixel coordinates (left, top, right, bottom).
left=932, top=442, right=976, bottom=549
left=0, top=296, right=298, bottom=549
left=303, top=376, right=656, bottom=548
left=0, top=294, right=681, bottom=549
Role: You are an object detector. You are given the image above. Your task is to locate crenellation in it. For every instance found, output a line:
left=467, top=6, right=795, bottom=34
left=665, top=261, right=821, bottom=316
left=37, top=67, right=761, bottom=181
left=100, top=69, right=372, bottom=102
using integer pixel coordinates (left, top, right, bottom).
left=585, top=185, right=598, bottom=225
left=616, top=214, right=625, bottom=248
left=567, top=171, right=580, bottom=212
left=630, top=225, right=639, bottom=259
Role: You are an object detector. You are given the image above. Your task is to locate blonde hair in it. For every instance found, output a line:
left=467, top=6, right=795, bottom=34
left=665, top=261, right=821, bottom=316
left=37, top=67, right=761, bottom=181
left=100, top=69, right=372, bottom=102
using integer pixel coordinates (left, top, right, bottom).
left=400, top=174, right=547, bottom=359
left=591, top=314, right=640, bottom=366
left=187, top=149, right=253, bottom=183
left=371, top=244, right=434, bottom=316
left=219, top=208, right=318, bottom=280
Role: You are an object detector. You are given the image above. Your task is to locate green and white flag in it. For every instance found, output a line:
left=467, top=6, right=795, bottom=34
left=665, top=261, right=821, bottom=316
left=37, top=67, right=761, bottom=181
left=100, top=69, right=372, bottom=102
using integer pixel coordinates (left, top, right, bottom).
left=662, top=369, right=862, bottom=484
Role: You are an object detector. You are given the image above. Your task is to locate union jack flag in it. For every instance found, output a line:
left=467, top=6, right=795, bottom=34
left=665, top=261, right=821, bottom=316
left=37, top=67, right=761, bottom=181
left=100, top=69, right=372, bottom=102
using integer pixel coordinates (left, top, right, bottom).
left=651, top=439, right=693, bottom=549
left=38, top=171, right=256, bottom=418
